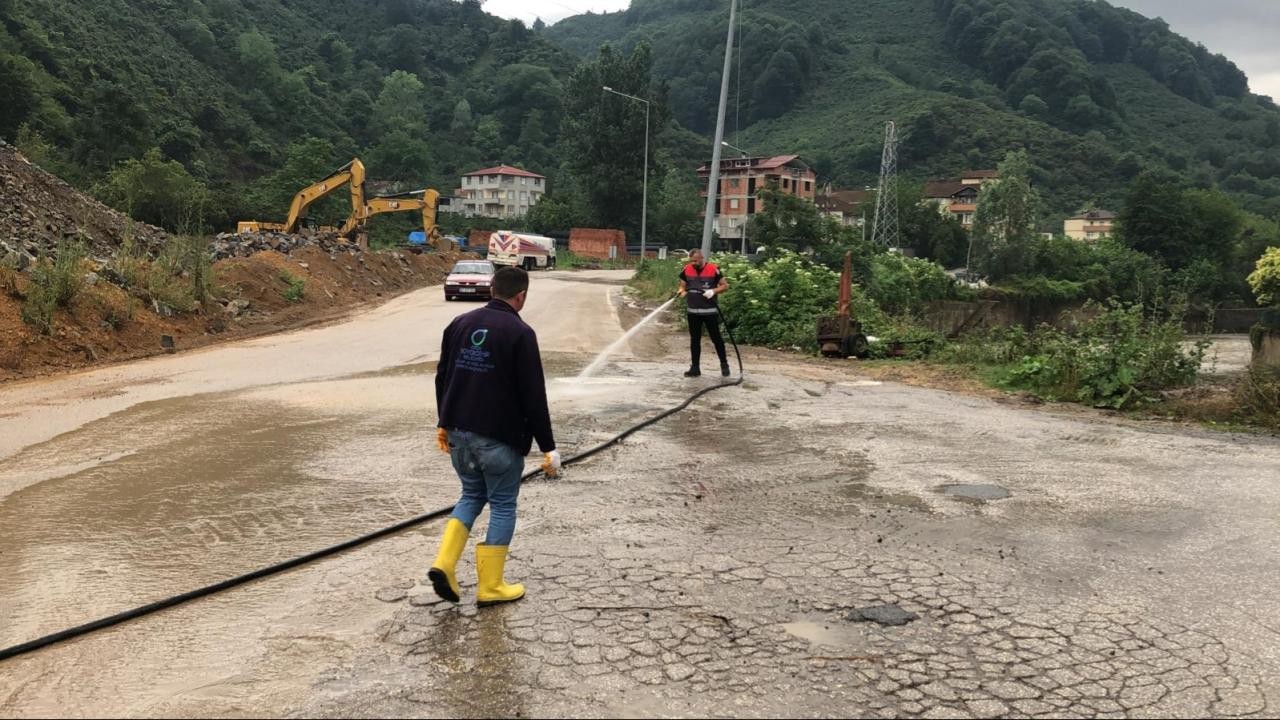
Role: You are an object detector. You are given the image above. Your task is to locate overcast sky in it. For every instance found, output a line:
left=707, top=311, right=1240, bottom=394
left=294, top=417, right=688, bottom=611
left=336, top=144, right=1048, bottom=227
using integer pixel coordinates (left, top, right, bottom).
left=482, top=0, right=1279, bottom=100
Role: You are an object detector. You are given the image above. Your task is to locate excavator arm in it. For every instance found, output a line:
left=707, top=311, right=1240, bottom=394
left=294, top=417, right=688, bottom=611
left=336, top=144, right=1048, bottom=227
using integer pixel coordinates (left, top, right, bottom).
left=359, top=189, right=448, bottom=250
left=283, top=159, right=366, bottom=234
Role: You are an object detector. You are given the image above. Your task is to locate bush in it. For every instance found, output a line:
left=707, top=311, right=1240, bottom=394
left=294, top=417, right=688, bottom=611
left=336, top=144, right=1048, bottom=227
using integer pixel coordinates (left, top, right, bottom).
left=21, top=241, right=86, bottom=334
left=110, top=234, right=215, bottom=313
left=1247, top=247, right=1280, bottom=306
left=866, top=317, right=946, bottom=359
left=281, top=271, right=306, bottom=302
left=157, top=235, right=215, bottom=304
left=867, top=253, right=958, bottom=315
left=999, top=300, right=1205, bottom=408
left=1234, top=364, right=1280, bottom=431
left=715, top=251, right=843, bottom=350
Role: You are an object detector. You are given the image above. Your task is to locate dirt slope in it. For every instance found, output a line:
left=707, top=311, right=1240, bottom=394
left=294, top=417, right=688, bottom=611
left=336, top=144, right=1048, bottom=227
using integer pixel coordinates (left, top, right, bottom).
left=0, top=143, right=466, bottom=382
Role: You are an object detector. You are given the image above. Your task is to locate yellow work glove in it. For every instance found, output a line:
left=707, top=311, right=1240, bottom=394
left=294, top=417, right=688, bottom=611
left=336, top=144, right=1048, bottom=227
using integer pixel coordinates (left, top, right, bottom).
left=436, top=427, right=450, bottom=454
left=541, top=450, right=562, bottom=478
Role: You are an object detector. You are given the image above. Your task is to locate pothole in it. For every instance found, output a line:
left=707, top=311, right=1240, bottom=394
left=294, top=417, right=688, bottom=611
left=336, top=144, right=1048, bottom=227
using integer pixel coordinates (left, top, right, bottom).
left=846, top=604, right=919, bottom=627
left=937, top=483, right=1011, bottom=503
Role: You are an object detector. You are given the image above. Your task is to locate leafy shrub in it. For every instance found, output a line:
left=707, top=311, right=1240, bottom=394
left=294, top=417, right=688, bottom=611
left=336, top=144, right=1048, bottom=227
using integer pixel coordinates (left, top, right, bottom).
left=1248, top=247, right=1280, bottom=306
left=867, top=253, right=958, bottom=315
left=281, top=272, right=306, bottom=302
left=715, top=251, right=844, bottom=350
left=157, top=235, right=215, bottom=304
left=110, top=234, right=214, bottom=313
left=935, top=325, right=1034, bottom=367
left=21, top=241, right=86, bottom=334
left=999, top=301, right=1205, bottom=408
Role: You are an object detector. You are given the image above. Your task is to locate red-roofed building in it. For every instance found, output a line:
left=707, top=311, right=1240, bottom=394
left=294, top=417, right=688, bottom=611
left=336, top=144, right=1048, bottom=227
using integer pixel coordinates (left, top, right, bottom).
left=924, top=169, right=999, bottom=230
left=455, top=165, right=547, bottom=218
left=697, top=155, right=817, bottom=242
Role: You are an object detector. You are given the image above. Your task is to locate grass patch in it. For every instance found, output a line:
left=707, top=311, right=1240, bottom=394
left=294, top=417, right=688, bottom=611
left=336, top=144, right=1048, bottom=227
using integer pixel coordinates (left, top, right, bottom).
left=108, top=233, right=218, bottom=314
left=281, top=271, right=306, bottom=303
left=628, top=258, right=682, bottom=302
left=21, top=241, right=86, bottom=335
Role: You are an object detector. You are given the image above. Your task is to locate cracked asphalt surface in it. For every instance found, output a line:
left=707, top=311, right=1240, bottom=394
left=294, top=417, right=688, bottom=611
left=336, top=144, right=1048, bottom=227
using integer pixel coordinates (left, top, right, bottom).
left=1, top=271, right=1278, bottom=718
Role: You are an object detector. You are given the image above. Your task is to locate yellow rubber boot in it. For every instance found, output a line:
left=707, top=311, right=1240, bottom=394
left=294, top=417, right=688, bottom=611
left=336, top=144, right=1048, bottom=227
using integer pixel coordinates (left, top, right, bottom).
left=475, top=544, right=525, bottom=607
left=427, top=518, right=469, bottom=603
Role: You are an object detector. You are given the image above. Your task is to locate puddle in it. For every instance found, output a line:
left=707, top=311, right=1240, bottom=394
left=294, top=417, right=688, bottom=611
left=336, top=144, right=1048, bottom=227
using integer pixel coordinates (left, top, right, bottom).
left=782, top=621, right=856, bottom=648
left=837, top=481, right=928, bottom=511
left=938, top=483, right=1011, bottom=503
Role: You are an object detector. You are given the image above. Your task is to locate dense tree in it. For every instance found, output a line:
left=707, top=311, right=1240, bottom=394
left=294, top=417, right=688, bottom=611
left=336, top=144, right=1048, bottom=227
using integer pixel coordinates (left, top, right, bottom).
left=650, top=168, right=703, bottom=248
left=560, top=43, right=669, bottom=234
left=372, top=71, right=427, bottom=137
left=1248, top=248, right=1280, bottom=306
left=93, top=148, right=210, bottom=232
left=972, top=151, right=1042, bottom=280
left=746, top=185, right=830, bottom=254
left=0, top=55, right=37, bottom=141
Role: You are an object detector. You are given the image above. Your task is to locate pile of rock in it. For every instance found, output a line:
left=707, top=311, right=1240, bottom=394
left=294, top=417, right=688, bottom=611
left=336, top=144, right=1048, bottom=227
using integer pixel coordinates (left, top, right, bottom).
left=0, top=143, right=169, bottom=269
left=209, top=231, right=364, bottom=261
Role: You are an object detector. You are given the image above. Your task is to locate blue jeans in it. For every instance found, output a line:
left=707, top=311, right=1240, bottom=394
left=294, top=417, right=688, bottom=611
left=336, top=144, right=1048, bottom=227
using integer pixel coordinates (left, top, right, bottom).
left=447, top=429, right=524, bottom=546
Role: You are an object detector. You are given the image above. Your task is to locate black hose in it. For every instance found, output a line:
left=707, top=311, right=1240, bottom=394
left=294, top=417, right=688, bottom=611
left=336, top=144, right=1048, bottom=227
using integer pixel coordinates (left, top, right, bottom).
left=0, top=310, right=744, bottom=664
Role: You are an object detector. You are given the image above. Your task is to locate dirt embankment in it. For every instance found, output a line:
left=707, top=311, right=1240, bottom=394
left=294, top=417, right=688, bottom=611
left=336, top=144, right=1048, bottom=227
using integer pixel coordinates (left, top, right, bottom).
left=0, top=143, right=466, bottom=382
left=0, top=142, right=169, bottom=266
left=0, top=245, right=464, bottom=382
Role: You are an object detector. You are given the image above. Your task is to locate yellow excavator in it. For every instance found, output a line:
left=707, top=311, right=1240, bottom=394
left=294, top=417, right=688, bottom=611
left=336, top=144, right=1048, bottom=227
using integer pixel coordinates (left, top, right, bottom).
left=351, top=189, right=454, bottom=251
left=236, top=159, right=367, bottom=236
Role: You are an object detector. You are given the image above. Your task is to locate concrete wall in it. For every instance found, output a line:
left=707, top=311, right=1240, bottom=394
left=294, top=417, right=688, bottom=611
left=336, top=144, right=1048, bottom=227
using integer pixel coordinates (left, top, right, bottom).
left=1253, top=329, right=1280, bottom=367
left=569, top=228, right=626, bottom=260
left=1202, top=308, right=1266, bottom=334
left=923, top=299, right=1096, bottom=336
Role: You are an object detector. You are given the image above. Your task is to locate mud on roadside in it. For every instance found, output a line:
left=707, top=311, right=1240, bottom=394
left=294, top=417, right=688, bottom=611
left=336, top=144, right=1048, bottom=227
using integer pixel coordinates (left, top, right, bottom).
left=0, top=246, right=468, bottom=383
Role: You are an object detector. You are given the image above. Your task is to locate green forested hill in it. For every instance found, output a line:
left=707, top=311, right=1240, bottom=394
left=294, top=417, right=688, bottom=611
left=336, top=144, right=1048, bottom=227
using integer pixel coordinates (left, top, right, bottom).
left=0, top=0, right=576, bottom=227
left=548, top=0, right=1280, bottom=220
left=2, top=0, right=1277, bottom=236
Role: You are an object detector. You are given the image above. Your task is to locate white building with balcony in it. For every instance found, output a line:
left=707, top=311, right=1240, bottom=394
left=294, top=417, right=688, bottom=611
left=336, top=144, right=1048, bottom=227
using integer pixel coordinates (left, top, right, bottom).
left=452, top=165, right=546, bottom=218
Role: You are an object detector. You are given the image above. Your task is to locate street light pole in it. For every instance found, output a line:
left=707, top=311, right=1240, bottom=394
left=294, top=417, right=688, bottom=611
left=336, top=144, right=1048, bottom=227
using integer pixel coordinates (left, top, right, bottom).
left=603, top=86, right=650, bottom=261
left=699, top=0, right=739, bottom=257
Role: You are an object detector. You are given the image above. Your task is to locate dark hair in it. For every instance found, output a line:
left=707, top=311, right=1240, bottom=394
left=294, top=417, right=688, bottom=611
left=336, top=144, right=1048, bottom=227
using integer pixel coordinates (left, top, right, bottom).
left=690, top=248, right=704, bottom=258
left=493, top=266, right=530, bottom=299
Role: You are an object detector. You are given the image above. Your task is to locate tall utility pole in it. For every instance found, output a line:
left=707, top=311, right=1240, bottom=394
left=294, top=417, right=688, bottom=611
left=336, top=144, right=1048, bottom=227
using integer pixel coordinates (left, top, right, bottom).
left=699, top=0, right=739, bottom=256
left=871, top=121, right=900, bottom=249
left=602, top=86, right=650, bottom=260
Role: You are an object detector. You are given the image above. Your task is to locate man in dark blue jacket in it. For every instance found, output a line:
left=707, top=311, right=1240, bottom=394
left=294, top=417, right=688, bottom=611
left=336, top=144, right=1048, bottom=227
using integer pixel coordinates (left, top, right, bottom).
left=428, top=266, right=560, bottom=607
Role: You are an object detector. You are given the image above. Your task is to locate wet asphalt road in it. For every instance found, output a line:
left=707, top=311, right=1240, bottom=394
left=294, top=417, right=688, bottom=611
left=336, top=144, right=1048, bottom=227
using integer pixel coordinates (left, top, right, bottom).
left=1, top=271, right=1279, bottom=718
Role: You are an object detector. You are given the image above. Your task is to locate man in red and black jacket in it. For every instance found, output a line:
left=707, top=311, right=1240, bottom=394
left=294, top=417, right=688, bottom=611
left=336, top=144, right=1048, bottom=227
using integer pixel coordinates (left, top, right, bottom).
left=677, top=249, right=731, bottom=377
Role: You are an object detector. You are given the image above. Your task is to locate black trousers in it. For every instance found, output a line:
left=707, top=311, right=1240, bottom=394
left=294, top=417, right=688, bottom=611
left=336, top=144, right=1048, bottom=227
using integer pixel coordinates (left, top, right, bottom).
left=688, top=312, right=728, bottom=369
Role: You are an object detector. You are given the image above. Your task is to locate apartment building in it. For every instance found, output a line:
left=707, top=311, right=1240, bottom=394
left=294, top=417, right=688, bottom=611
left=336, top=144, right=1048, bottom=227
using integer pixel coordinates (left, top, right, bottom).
left=924, top=169, right=1000, bottom=230
left=1064, top=209, right=1116, bottom=242
left=697, top=155, right=817, bottom=241
left=454, top=165, right=546, bottom=218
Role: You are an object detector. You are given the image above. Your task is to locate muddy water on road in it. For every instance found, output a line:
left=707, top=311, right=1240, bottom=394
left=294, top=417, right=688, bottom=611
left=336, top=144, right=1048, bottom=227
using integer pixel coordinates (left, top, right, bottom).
left=0, top=355, right=680, bottom=655
left=0, top=371, right=446, bottom=648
